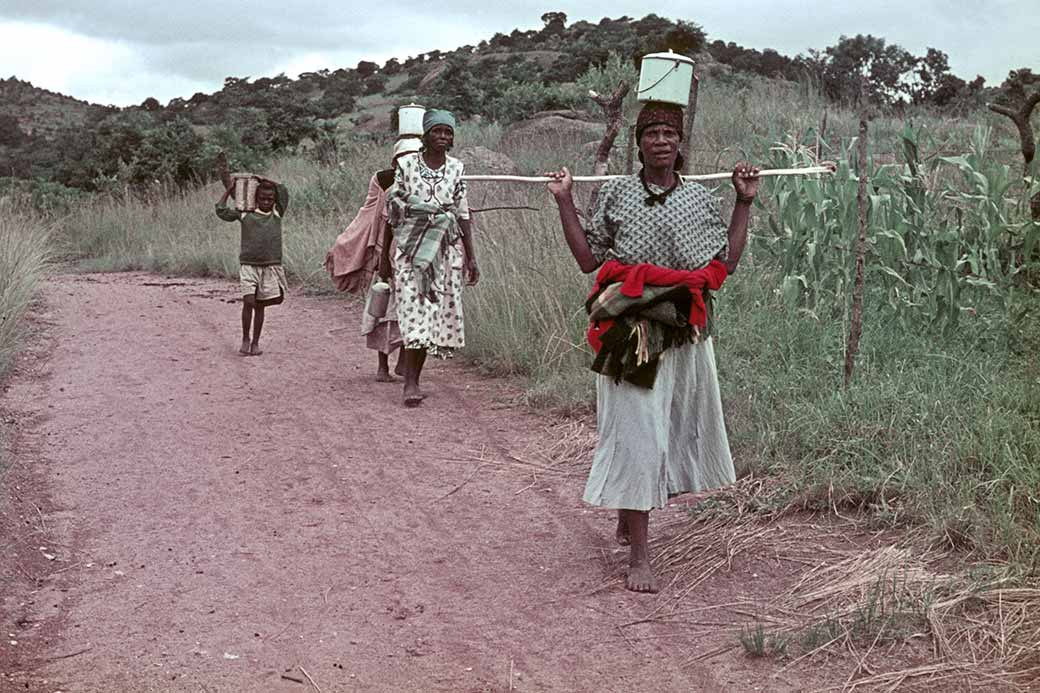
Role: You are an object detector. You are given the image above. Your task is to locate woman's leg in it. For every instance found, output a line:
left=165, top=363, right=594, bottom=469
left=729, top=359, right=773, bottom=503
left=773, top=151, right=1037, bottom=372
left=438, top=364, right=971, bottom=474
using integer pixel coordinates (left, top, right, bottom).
left=402, top=347, right=427, bottom=406
left=616, top=511, right=631, bottom=545
left=621, top=509, right=658, bottom=593
left=376, top=352, right=393, bottom=381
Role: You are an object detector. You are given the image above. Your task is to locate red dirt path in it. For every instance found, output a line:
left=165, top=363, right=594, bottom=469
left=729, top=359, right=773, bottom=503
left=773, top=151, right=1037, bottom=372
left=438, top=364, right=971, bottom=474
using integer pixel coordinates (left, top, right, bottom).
left=1, top=273, right=831, bottom=692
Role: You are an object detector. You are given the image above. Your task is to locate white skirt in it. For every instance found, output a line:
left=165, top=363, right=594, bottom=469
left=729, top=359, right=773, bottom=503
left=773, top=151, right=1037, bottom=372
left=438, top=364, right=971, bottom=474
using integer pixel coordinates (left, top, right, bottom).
left=583, top=338, right=735, bottom=511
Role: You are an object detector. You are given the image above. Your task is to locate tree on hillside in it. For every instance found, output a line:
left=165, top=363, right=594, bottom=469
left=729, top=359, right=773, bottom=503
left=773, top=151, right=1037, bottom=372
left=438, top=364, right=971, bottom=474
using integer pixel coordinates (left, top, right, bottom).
left=811, top=34, right=916, bottom=104
left=488, top=33, right=512, bottom=49
left=541, top=11, right=567, bottom=33
left=660, top=19, right=705, bottom=56
left=135, top=117, right=205, bottom=186
left=544, top=53, right=589, bottom=84
left=357, top=60, right=378, bottom=78
left=430, top=57, right=483, bottom=118
left=318, top=72, right=362, bottom=116
left=265, top=99, right=322, bottom=151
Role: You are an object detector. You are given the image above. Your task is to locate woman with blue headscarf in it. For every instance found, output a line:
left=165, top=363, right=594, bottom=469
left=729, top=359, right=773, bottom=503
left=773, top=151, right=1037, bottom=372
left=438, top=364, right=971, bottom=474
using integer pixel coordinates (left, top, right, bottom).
left=386, top=109, right=480, bottom=407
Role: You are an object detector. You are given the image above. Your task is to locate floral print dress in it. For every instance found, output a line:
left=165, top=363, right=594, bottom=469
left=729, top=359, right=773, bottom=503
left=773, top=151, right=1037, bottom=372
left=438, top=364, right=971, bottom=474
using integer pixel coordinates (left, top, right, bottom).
left=390, top=151, right=470, bottom=357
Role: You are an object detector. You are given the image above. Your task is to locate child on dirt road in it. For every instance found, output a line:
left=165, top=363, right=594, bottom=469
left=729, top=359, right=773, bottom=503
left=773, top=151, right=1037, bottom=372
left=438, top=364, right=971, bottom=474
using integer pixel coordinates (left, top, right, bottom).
left=215, top=177, right=290, bottom=356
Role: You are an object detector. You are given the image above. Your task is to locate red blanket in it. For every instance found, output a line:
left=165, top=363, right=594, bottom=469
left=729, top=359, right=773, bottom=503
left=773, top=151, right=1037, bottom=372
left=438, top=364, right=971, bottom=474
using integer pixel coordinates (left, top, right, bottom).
left=587, top=259, right=729, bottom=352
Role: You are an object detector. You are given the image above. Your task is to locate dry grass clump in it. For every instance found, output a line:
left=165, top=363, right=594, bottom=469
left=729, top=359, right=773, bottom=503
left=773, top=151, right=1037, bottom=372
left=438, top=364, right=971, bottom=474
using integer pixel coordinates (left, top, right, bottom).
left=790, top=559, right=1040, bottom=691
left=507, top=419, right=597, bottom=478
left=644, top=480, right=1040, bottom=691
left=649, top=477, right=798, bottom=599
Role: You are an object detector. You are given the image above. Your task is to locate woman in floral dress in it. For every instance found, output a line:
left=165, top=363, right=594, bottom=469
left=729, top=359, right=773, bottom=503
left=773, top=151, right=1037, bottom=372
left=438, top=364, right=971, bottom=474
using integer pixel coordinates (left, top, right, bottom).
left=386, top=109, right=479, bottom=407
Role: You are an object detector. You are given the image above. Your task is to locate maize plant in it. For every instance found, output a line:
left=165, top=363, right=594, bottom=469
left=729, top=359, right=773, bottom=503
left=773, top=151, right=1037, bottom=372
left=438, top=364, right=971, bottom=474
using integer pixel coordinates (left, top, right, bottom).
left=758, top=124, right=1039, bottom=332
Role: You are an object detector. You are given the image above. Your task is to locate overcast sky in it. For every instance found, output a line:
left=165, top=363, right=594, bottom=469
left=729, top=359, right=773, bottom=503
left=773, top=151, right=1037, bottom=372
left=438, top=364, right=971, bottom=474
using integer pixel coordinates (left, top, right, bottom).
left=0, top=1, right=1036, bottom=107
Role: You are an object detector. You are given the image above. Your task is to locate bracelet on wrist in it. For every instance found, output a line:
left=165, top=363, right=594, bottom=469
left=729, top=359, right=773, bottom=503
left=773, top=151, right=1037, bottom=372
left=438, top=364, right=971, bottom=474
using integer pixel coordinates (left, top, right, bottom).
left=736, top=194, right=755, bottom=204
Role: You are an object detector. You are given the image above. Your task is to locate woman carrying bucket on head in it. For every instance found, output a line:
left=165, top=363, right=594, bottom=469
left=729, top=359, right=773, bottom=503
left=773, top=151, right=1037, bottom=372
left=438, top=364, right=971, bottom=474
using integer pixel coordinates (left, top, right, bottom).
left=324, top=137, right=423, bottom=381
left=386, top=109, right=479, bottom=407
left=545, top=83, right=760, bottom=591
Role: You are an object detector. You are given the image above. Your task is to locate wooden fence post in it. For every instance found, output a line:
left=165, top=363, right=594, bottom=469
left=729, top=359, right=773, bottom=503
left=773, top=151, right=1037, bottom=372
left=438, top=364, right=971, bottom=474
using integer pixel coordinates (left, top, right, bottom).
left=845, top=100, right=869, bottom=387
left=682, top=74, right=700, bottom=173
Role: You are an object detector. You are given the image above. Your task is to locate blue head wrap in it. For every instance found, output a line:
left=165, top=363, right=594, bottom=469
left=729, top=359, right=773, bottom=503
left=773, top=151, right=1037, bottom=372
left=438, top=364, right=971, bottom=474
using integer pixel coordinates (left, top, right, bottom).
left=422, top=109, right=456, bottom=134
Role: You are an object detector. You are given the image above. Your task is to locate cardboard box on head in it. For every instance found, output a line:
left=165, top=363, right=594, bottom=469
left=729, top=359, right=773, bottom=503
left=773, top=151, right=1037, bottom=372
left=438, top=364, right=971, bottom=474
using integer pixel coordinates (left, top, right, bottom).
left=231, top=173, right=260, bottom=212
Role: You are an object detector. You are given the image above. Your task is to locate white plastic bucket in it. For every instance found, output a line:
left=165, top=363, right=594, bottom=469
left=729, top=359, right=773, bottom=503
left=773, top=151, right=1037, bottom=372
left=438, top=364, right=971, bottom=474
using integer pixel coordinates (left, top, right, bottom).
left=398, top=104, right=426, bottom=137
left=636, top=51, right=695, bottom=106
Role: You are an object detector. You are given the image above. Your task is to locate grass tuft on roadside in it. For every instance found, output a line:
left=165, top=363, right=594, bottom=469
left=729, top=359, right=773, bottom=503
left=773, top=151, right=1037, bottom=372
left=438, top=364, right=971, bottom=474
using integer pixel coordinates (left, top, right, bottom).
left=0, top=207, right=51, bottom=380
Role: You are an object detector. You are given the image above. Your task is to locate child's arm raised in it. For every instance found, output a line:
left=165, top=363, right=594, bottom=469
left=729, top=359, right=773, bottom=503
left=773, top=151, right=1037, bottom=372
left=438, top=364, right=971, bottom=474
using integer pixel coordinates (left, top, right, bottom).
left=255, top=177, right=289, bottom=217
left=215, top=181, right=241, bottom=222
left=275, top=182, right=289, bottom=216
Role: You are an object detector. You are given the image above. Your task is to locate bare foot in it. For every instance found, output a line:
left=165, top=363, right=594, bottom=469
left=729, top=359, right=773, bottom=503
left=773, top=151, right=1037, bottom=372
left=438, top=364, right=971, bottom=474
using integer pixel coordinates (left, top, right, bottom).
left=403, top=383, right=423, bottom=408
left=394, top=362, right=405, bottom=377
left=249, top=342, right=263, bottom=356
left=615, top=513, right=631, bottom=546
left=626, top=559, right=659, bottom=593
left=239, top=340, right=250, bottom=355
left=375, top=371, right=396, bottom=383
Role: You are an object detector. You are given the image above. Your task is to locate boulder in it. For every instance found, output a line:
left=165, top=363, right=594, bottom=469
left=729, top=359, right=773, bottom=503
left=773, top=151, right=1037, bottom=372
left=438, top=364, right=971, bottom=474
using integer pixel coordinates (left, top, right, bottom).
left=500, top=115, right=605, bottom=156
left=417, top=64, right=447, bottom=93
left=454, top=146, right=520, bottom=176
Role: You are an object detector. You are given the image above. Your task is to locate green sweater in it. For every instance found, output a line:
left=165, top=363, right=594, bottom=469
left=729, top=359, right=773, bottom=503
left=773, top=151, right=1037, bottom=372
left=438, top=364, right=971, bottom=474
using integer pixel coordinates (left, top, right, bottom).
left=215, top=184, right=289, bottom=265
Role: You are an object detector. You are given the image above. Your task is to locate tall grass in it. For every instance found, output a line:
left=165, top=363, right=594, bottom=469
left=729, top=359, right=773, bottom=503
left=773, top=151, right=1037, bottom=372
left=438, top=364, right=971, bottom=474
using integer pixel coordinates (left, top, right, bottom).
left=0, top=205, right=51, bottom=380
left=53, top=154, right=380, bottom=289
left=714, top=268, right=1039, bottom=564
left=463, top=188, right=595, bottom=409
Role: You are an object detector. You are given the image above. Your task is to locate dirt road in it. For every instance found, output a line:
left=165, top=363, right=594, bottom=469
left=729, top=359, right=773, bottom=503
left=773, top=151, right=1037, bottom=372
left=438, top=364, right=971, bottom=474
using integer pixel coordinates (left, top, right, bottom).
left=1, top=273, right=805, bottom=692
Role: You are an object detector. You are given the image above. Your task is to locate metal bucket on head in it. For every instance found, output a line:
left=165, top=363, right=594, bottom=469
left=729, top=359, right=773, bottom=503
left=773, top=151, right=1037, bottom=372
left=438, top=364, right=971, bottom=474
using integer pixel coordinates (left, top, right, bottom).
left=231, top=173, right=259, bottom=212
left=637, top=51, right=695, bottom=106
left=398, top=103, right=426, bottom=137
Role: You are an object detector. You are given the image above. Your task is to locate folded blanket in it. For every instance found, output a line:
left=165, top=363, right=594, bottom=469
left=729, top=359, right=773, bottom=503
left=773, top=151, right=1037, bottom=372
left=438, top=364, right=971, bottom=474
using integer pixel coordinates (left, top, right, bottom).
left=387, top=194, right=457, bottom=299
left=585, top=259, right=729, bottom=388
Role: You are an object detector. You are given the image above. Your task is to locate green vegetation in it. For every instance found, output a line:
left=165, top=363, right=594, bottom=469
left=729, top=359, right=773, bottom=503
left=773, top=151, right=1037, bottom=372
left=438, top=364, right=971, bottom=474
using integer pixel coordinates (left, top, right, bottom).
left=0, top=206, right=51, bottom=379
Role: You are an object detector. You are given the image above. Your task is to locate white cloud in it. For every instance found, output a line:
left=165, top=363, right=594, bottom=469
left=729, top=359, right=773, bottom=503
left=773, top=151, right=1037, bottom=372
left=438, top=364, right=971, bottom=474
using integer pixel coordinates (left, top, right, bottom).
left=0, top=21, right=134, bottom=99
left=1, top=3, right=1036, bottom=105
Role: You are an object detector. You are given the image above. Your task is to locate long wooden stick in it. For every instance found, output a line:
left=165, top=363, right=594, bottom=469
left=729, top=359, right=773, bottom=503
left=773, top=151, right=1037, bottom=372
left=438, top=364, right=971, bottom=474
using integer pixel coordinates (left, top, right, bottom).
left=463, top=165, right=835, bottom=184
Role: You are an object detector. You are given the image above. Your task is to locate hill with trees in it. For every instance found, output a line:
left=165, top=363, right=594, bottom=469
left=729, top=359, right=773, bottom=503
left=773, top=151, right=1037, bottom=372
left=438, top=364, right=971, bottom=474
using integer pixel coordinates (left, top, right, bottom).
left=0, top=12, right=1027, bottom=197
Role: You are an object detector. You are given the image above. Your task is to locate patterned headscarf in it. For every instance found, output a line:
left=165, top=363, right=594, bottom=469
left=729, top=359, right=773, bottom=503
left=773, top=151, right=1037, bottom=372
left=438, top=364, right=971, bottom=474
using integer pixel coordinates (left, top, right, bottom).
left=422, top=109, right=456, bottom=134
left=635, top=101, right=684, bottom=142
